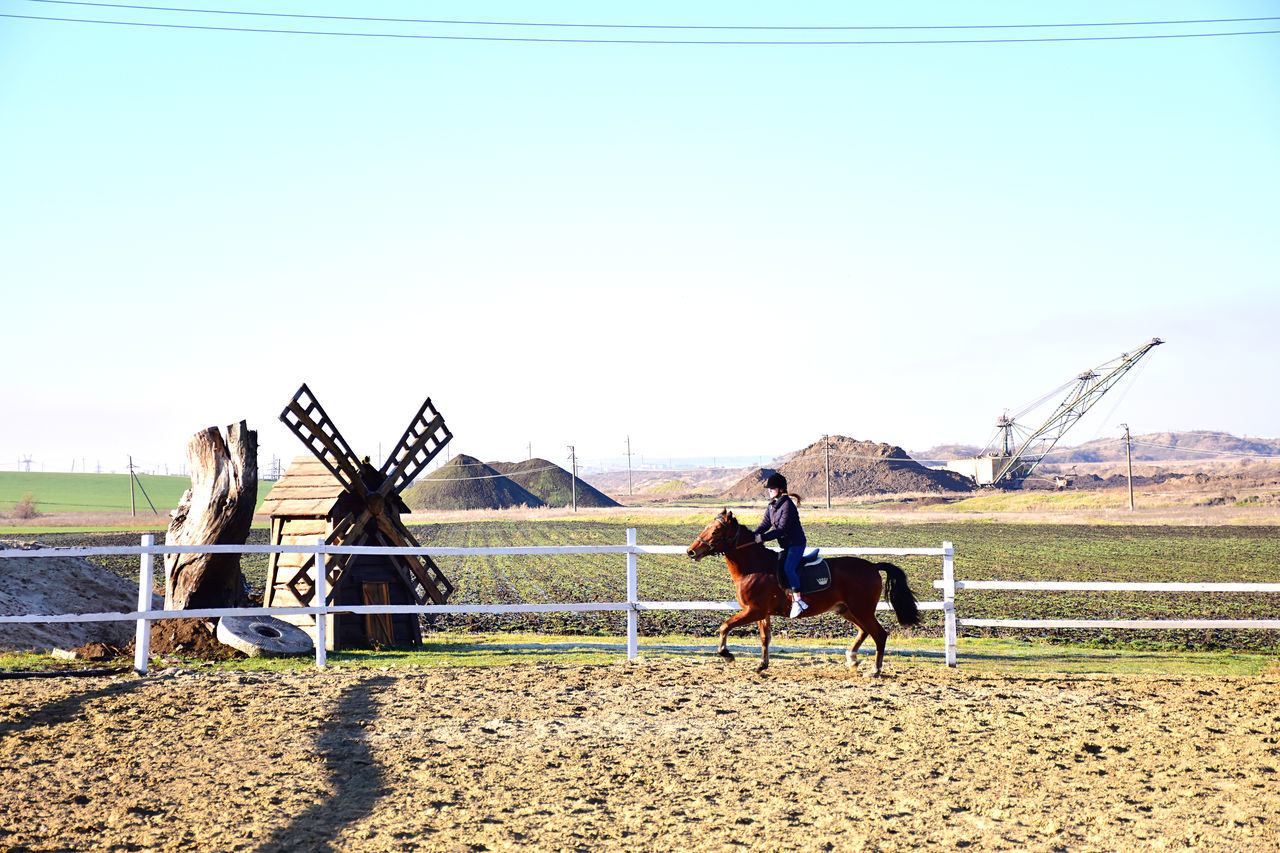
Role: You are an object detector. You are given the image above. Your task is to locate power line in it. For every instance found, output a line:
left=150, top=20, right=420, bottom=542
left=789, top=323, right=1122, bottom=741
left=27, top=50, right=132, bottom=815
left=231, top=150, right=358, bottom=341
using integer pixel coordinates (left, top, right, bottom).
left=21, top=2, right=1280, bottom=31
left=1128, top=440, right=1280, bottom=460
left=5, top=12, right=1278, bottom=44
left=419, top=464, right=564, bottom=482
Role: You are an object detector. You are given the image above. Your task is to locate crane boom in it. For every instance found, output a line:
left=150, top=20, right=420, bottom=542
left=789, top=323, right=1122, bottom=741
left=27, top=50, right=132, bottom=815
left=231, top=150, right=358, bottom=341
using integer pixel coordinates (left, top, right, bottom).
left=984, top=338, right=1163, bottom=485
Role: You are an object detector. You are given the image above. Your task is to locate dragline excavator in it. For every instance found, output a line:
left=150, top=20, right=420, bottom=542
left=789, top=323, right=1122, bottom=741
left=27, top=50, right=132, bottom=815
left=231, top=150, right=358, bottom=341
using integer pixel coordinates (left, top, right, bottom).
left=946, top=338, right=1163, bottom=487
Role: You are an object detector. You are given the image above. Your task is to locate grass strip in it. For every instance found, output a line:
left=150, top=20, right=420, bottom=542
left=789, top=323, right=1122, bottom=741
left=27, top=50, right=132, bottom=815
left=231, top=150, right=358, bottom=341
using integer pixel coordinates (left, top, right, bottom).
left=2, top=634, right=1275, bottom=677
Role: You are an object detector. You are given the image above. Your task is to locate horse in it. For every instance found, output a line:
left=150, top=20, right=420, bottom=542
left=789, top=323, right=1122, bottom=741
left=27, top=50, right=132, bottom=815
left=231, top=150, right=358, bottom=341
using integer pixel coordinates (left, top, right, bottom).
left=686, top=509, right=921, bottom=675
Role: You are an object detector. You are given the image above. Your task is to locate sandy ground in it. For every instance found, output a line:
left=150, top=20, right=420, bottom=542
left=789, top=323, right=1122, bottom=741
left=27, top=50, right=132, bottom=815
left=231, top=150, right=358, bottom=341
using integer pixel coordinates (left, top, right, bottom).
left=1, top=659, right=1276, bottom=852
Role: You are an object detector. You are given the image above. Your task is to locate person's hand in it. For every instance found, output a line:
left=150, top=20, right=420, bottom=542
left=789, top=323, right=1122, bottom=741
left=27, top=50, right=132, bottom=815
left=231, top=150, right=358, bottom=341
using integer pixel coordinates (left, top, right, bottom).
left=754, top=534, right=762, bottom=544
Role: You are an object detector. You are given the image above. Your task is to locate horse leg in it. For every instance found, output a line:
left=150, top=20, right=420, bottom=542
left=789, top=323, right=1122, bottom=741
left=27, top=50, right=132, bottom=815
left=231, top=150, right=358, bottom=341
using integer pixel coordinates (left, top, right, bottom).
left=845, top=626, right=868, bottom=670
left=756, top=616, right=772, bottom=674
left=866, top=619, right=890, bottom=677
left=717, top=609, right=760, bottom=663
left=839, top=610, right=889, bottom=677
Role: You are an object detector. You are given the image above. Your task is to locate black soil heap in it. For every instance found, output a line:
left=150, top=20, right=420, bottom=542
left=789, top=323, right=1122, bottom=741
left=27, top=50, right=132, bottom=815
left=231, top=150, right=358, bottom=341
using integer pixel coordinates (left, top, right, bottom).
left=404, top=455, right=620, bottom=510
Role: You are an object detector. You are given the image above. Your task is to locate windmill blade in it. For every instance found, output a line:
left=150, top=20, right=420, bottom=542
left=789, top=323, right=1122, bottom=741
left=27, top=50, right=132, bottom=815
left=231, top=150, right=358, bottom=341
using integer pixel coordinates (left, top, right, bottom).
left=377, top=397, right=453, bottom=496
left=374, top=517, right=454, bottom=604
left=365, top=526, right=436, bottom=607
left=280, top=384, right=370, bottom=498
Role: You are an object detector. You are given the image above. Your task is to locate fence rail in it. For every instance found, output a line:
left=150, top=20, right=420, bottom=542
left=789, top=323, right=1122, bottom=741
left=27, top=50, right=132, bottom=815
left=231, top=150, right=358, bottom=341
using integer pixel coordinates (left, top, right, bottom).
left=2, top=534, right=1277, bottom=673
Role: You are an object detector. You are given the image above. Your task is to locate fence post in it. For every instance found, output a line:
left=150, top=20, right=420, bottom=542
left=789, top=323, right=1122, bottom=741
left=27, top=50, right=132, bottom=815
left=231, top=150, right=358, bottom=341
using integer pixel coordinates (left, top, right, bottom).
left=942, top=541, right=957, bottom=667
left=626, top=528, right=638, bottom=661
left=134, top=534, right=155, bottom=676
left=315, top=538, right=328, bottom=670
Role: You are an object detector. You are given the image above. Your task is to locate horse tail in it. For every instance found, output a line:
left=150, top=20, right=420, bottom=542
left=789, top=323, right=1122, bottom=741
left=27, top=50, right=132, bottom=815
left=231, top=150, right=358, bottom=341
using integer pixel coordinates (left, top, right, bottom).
left=877, top=562, right=921, bottom=627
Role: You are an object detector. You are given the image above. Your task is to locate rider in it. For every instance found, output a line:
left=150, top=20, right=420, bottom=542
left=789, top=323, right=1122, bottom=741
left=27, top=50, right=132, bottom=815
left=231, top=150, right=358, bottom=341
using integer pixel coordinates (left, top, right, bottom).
left=752, top=473, right=809, bottom=618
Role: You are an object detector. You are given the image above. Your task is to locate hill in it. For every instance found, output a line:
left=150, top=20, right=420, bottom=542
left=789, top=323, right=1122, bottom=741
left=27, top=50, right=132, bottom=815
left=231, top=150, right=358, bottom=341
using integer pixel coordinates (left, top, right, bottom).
left=721, top=436, right=974, bottom=500
left=914, top=431, right=1280, bottom=467
left=910, top=444, right=983, bottom=465
left=582, top=467, right=749, bottom=498
left=1047, top=431, right=1280, bottom=464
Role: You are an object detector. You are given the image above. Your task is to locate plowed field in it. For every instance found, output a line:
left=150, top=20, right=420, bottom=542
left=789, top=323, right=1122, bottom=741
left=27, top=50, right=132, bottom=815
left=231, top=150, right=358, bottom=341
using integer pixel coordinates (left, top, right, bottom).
left=2, top=659, right=1276, bottom=852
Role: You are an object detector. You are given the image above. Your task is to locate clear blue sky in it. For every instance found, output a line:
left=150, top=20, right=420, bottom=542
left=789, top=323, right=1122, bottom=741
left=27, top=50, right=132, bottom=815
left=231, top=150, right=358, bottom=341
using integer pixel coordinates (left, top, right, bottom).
left=3, top=1, right=1278, bottom=474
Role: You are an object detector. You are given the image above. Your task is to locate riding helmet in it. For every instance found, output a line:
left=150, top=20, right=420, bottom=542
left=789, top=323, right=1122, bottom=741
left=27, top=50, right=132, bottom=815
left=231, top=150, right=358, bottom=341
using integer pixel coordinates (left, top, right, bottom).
left=765, top=473, right=787, bottom=491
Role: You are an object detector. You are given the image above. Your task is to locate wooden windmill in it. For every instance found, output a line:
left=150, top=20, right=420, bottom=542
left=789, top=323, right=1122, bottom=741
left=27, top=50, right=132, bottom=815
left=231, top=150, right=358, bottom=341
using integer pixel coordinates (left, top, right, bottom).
left=260, top=384, right=453, bottom=650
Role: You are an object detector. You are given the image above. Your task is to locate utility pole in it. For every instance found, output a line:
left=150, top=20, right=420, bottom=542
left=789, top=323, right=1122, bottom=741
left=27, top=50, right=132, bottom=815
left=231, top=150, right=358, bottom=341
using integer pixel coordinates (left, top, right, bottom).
left=567, top=445, right=578, bottom=511
left=625, top=436, right=634, bottom=497
left=1121, top=424, right=1135, bottom=511
left=528, top=442, right=532, bottom=461
left=129, top=455, right=136, bottom=517
left=824, top=434, right=831, bottom=509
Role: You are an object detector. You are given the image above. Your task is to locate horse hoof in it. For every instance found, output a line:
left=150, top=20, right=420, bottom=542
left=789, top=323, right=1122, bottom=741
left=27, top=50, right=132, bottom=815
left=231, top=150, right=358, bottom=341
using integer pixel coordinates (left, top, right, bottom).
left=755, top=662, right=769, bottom=674
left=718, top=650, right=735, bottom=663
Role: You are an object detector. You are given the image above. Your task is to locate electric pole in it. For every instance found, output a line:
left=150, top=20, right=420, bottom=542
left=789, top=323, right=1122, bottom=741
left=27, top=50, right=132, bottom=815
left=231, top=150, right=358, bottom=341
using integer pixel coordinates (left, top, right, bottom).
left=567, top=445, right=578, bottom=511
left=824, top=434, right=831, bottom=509
left=625, top=436, right=634, bottom=497
left=1121, top=424, right=1135, bottom=511
left=129, top=455, right=136, bottom=517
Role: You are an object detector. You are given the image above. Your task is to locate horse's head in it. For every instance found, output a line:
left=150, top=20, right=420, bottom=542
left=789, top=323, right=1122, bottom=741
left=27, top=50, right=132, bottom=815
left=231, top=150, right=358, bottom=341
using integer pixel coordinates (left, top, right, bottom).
left=686, top=509, right=742, bottom=560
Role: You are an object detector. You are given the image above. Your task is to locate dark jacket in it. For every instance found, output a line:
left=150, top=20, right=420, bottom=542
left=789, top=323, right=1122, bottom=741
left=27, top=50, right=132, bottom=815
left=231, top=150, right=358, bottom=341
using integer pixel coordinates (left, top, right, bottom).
left=753, top=494, right=806, bottom=550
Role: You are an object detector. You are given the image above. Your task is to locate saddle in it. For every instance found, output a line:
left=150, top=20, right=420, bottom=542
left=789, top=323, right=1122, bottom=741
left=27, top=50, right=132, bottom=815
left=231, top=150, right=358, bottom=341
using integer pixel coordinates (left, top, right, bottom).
left=776, top=548, right=832, bottom=595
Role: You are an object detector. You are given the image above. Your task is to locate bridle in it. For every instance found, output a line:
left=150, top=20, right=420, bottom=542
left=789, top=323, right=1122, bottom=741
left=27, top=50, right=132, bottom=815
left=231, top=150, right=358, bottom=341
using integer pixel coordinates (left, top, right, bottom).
left=691, top=517, right=753, bottom=556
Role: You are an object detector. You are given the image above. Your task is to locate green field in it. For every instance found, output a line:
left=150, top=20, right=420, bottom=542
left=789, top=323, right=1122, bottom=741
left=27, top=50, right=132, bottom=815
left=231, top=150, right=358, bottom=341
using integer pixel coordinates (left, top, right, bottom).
left=28, top=518, right=1280, bottom=654
left=0, top=471, right=273, bottom=516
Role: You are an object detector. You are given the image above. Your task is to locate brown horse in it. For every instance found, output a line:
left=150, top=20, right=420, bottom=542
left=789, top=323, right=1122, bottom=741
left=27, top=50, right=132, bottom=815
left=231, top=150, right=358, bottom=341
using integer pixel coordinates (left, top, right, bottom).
left=686, top=509, right=920, bottom=675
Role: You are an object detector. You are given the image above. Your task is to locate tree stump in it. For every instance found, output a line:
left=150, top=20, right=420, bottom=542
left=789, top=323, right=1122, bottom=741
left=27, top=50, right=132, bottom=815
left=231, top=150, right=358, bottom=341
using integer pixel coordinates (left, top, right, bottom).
left=165, top=421, right=258, bottom=610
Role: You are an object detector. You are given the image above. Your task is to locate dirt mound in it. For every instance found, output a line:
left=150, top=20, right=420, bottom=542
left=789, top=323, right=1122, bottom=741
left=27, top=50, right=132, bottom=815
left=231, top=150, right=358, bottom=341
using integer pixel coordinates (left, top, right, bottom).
left=722, top=436, right=974, bottom=500
left=0, top=540, right=159, bottom=651
left=66, top=619, right=248, bottom=662
left=66, top=641, right=123, bottom=661
left=138, top=617, right=245, bottom=660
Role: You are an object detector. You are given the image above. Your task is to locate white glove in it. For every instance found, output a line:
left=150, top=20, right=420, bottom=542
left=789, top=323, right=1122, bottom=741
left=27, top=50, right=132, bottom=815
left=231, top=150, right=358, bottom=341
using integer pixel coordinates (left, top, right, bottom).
left=754, top=534, right=762, bottom=544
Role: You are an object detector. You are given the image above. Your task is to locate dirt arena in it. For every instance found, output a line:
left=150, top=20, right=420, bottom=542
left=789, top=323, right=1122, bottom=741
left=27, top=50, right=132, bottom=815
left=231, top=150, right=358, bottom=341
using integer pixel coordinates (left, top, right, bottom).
left=1, top=658, right=1276, bottom=852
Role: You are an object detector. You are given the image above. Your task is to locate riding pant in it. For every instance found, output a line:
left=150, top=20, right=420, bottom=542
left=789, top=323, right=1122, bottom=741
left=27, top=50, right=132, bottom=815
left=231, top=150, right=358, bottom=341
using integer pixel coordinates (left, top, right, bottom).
left=782, top=545, right=805, bottom=591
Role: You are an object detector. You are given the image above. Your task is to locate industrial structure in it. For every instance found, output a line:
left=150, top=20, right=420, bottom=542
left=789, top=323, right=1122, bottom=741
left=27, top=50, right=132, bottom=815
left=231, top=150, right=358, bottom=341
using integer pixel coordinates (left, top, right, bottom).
left=947, top=338, right=1163, bottom=486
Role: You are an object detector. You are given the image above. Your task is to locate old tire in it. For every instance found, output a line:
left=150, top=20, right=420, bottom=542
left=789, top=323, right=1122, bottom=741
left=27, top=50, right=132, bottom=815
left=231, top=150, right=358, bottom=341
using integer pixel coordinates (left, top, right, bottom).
left=216, top=615, right=313, bottom=658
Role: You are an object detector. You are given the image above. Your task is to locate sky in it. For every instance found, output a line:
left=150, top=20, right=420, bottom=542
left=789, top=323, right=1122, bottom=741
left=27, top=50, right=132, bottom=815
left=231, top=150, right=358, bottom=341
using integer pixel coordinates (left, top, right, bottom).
left=3, top=1, right=1278, bottom=475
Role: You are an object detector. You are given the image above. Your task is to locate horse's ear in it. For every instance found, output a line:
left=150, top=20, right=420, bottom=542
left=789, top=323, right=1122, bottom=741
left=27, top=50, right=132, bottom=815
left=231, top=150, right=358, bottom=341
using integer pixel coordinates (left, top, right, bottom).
left=725, top=509, right=735, bottom=522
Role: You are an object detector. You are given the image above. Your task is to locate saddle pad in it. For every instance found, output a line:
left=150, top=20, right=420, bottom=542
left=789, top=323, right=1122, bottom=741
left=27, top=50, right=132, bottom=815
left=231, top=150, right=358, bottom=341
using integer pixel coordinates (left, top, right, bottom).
left=777, top=558, right=832, bottom=596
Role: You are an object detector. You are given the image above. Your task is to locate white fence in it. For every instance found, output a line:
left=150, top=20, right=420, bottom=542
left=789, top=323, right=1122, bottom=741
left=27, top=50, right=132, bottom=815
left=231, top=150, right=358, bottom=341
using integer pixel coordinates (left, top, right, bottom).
left=1, top=533, right=1277, bottom=674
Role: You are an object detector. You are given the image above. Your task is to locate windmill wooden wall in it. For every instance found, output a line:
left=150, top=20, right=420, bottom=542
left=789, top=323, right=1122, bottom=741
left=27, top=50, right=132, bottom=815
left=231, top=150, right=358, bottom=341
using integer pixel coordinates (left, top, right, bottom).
left=260, top=456, right=423, bottom=651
